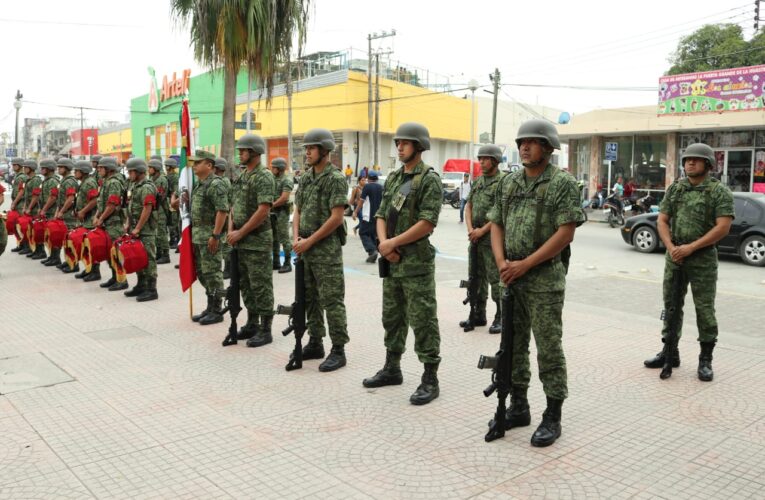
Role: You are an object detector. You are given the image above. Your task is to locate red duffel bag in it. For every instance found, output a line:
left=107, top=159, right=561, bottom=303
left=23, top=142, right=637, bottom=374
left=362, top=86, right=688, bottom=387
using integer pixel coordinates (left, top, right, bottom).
left=64, top=227, right=89, bottom=270
left=15, top=214, right=32, bottom=243
left=45, top=219, right=68, bottom=252
left=5, top=210, right=20, bottom=238
left=81, top=227, right=112, bottom=272
left=28, top=217, right=47, bottom=252
left=111, top=234, right=148, bottom=283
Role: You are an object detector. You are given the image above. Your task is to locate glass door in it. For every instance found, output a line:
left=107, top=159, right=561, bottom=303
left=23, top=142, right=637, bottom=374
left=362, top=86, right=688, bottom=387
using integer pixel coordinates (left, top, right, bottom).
left=724, top=150, right=753, bottom=192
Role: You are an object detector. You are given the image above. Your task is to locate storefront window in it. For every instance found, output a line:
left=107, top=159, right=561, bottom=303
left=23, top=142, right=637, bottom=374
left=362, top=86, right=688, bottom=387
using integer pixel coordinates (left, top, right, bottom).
left=600, top=135, right=632, bottom=194
left=632, top=135, right=667, bottom=192
left=570, top=139, right=589, bottom=181
left=754, top=149, right=765, bottom=193
left=714, top=131, right=753, bottom=148
left=755, top=130, right=765, bottom=147
left=680, top=133, right=713, bottom=149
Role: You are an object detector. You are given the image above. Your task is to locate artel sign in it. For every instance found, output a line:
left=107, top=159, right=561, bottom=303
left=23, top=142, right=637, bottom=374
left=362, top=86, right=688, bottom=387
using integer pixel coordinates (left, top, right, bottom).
left=148, top=67, right=191, bottom=112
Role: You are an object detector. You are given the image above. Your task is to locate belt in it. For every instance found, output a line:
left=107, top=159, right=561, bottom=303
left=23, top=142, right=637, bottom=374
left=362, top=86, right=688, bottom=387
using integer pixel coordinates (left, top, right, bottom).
left=672, top=240, right=713, bottom=252
left=508, top=253, right=560, bottom=267
left=298, top=230, right=314, bottom=239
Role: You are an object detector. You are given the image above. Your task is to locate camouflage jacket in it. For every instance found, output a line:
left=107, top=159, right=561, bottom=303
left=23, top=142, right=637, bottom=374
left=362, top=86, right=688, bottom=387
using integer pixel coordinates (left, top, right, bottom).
left=23, top=175, right=42, bottom=210
left=191, top=175, right=229, bottom=245
left=40, top=175, right=60, bottom=218
left=659, top=176, right=734, bottom=245
left=11, top=172, right=27, bottom=204
left=231, top=163, right=275, bottom=251
left=467, top=170, right=507, bottom=246
left=128, top=178, right=157, bottom=235
left=152, top=173, right=169, bottom=213
left=295, top=164, right=347, bottom=264
left=97, top=174, right=125, bottom=226
left=76, top=176, right=100, bottom=226
left=166, top=171, right=179, bottom=197
left=273, top=174, right=294, bottom=211
left=57, top=175, right=79, bottom=222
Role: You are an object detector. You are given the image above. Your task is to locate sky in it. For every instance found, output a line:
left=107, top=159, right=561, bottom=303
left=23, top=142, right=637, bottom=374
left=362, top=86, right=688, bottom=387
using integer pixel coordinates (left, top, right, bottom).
left=0, top=0, right=758, bottom=139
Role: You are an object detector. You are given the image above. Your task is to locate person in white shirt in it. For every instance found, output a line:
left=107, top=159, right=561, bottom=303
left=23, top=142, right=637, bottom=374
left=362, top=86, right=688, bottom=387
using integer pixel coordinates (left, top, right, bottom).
left=458, top=173, right=471, bottom=223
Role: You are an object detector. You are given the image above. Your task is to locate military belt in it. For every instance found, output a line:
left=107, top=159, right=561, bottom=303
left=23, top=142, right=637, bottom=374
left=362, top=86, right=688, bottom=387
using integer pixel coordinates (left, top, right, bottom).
left=508, top=253, right=561, bottom=267
left=298, top=230, right=314, bottom=239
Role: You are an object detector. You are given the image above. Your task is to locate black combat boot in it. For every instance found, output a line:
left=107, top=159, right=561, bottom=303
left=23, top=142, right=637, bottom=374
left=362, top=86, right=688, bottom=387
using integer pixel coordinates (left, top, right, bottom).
left=301, top=336, right=325, bottom=360
left=247, top=315, right=273, bottom=347
left=644, top=340, right=681, bottom=368
left=192, top=294, right=212, bottom=322
left=488, top=303, right=502, bottom=334
left=100, top=268, right=117, bottom=288
left=531, top=397, right=563, bottom=447
left=410, top=363, right=440, bottom=405
left=156, top=249, right=170, bottom=265
left=44, top=250, right=62, bottom=267
left=124, top=277, right=146, bottom=298
left=56, top=256, right=69, bottom=270
left=11, top=243, right=22, bottom=252
left=40, top=251, right=52, bottom=264
left=319, top=345, right=347, bottom=372
left=136, top=278, right=158, bottom=302
left=18, top=242, right=31, bottom=255
left=278, top=259, right=292, bottom=274
left=459, top=310, right=487, bottom=330
left=63, top=263, right=79, bottom=274
left=109, top=279, right=129, bottom=291
left=222, top=258, right=231, bottom=280
left=31, top=246, right=47, bottom=260
left=272, top=252, right=281, bottom=270
left=698, top=341, right=715, bottom=382
left=83, top=263, right=101, bottom=282
left=75, top=267, right=88, bottom=279
left=237, top=311, right=258, bottom=340
left=200, top=296, right=224, bottom=325
left=488, top=386, right=531, bottom=430
left=363, top=351, right=403, bottom=388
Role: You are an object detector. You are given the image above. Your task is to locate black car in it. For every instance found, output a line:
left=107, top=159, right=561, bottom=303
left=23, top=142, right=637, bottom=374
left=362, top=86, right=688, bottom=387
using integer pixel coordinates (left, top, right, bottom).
left=620, top=192, right=765, bottom=267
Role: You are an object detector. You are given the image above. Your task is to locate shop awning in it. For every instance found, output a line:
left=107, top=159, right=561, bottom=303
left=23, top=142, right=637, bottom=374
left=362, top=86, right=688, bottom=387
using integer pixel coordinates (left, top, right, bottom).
left=442, top=159, right=480, bottom=177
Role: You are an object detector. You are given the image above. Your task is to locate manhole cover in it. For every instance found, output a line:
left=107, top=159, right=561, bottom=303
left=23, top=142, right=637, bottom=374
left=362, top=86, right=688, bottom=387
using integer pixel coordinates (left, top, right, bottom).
left=0, top=352, right=74, bottom=394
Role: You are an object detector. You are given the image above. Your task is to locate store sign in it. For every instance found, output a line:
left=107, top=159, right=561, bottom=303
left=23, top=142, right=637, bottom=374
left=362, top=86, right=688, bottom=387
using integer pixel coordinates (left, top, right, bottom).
left=658, top=64, right=765, bottom=115
left=148, top=67, right=191, bottom=113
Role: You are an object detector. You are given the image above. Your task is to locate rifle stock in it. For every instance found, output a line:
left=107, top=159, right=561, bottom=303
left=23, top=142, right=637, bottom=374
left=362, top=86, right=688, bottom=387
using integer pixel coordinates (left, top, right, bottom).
left=660, top=266, right=684, bottom=379
left=221, top=248, right=242, bottom=346
left=460, top=242, right=480, bottom=331
left=278, top=257, right=306, bottom=371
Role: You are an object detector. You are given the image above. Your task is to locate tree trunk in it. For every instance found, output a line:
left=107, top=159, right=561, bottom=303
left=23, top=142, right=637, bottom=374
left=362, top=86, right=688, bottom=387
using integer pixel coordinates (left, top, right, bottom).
left=221, top=66, right=237, bottom=180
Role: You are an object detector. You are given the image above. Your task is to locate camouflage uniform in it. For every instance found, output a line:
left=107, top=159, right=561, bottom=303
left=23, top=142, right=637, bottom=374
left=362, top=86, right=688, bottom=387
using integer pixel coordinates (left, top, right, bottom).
left=128, top=177, right=158, bottom=282
left=40, top=173, right=59, bottom=219
left=152, top=170, right=170, bottom=257
left=295, top=165, right=349, bottom=346
left=11, top=171, right=28, bottom=211
left=272, top=172, right=294, bottom=261
left=467, top=170, right=507, bottom=316
left=488, top=163, right=584, bottom=401
left=217, top=173, right=233, bottom=263
left=57, top=174, right=79, bottom=230
left=191, top=175, right=230, bottom=300
left=375, top=161, right=442, bottom=363
left=166, top=167, right=180, bottom=244
left=97, top=174, right=126, bottom=244
left=23, top=172, right=42, bottom=214
left=231, top=163, right=275, bottom=317
left=76, top=176, right=100, bottom=230
left=659, top=176, right=734, bottom=343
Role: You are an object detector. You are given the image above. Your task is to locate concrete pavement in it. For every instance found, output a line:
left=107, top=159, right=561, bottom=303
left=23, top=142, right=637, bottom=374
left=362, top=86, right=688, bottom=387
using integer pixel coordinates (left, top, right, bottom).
left=1, top=200, right=764, bottom=499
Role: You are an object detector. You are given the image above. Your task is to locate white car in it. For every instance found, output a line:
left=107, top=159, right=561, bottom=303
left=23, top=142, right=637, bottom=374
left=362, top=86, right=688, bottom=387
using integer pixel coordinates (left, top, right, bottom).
left=441, top=171, right=465, bottom=191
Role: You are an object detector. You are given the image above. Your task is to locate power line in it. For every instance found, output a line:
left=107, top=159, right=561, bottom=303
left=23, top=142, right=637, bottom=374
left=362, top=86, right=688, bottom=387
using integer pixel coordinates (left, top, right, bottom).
left=0, top=17, right=140, bottom=28
left=503, top=83, right=656, bottom=92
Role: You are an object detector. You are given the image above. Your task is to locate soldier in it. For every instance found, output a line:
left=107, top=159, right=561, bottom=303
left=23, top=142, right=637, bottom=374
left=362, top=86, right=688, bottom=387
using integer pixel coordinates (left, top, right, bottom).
left=73, top=160, right=100, bottom=280
left=188, top=151, right=230, bottom=324
left=270, top=157, right=294, bottom=273
left=53, top=158, right=80, bottom=272
left=644, top=143, right=733, bottom=382
left=213, top=157, right=233, bottom=280
left=123, top=158, right=159, bottom=302
left=461, top=145, right=507, bottom=334
left=36, top=159, right=61, bottom=264
left=0, top=184, right=6, bottom=256
left=165, top=158, right=180, bottom=248
left=148, top=159, right=171, bottom=265
left=292, top=128, right=349, bottom=372
left=93, top=157, right=127, bottom=291
left=488, top=120, right=584, bottom=447
left=226, top=134, right=276, bottom=347
left=362, top=123, right=442, bottom=404
left=20, top=160, right=42, bottom=257
left=9, top=158, right=28, bottom=252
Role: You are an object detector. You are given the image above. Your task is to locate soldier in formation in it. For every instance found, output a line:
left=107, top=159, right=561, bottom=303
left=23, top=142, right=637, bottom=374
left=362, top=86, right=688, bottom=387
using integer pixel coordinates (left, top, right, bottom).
left=123, top=158, right=159, bottom=302
left=270, top=157, right=294, bottom=274
left=165, top=158, right=180, bottom=248
left=73, top=160, right=101, bottom=281
left=149, top=158, right=171, bottom=265
left=93, top=156, right=127, bottom=291
left=53, top=158, right=80, bottom=272
left=213, top=157, right=233, bottom=279
left=9, top=158, right=28, bottom=253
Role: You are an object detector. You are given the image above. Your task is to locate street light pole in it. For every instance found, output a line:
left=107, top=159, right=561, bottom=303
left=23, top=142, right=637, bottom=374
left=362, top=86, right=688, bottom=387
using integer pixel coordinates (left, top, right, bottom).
left=468, top=79, right=479, bottom=181
left=14, top=90, right=23, bottom=155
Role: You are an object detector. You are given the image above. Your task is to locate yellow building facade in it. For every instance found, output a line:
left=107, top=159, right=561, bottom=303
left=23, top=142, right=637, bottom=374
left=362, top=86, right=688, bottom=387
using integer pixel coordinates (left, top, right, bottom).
left=97, top=124, right=132, bottom=163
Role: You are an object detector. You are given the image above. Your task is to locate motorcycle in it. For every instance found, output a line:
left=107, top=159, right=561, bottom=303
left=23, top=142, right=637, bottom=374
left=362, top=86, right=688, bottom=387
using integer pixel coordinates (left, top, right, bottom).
left=631, top=193, right=655, bottom=215
left=590, top=189, right=606, bottom=209
left=603, top=194, right=626, bottom=228
left=443, top=189, right=460, bottom=209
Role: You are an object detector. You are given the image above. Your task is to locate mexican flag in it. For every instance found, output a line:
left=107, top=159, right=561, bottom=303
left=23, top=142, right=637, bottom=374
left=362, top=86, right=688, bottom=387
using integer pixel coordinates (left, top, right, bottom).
left=178, top=98, right=197, bottom=291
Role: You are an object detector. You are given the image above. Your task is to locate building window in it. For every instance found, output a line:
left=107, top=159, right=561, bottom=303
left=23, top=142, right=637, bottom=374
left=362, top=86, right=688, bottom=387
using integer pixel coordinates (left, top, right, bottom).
left=632, top=135, right=667, bottom=191
left=601, top=136, right=633, bottom=193
left=715, top=131, right=753, bottom=148
left=755, top=130, right=765, bottom=147
left=571, top=139, right=589, bottom=181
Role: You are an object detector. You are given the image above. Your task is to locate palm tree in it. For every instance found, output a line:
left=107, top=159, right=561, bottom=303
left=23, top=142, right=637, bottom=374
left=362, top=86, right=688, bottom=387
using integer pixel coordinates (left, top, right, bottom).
left=171, top=0, right=310, bottom=176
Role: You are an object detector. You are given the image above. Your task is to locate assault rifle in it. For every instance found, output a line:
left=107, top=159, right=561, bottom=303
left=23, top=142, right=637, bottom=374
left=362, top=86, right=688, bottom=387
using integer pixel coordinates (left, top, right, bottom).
left=277, top=257, right=306, bottom=371
left=477, top=283, right=515, bottom=442
left=460, top=241, right=480, bottom=331
left=221, top=248, right=241, bottom=346
left=660, top=266, right=684, bottom=379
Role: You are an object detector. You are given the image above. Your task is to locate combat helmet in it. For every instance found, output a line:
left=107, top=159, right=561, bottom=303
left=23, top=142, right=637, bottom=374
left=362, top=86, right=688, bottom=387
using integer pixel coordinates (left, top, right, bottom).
left=23, top=159, right=38, bottom=172
left=681, top=143, right=716, bottom=168
left=214, top=157, right=228, bottom=171
left=393, top=122, right=431, bottom=151
left=11, top=157, right=24, bottom=167
left=477, top=144, right=503, bottom=163
left=56, top=158, right=75, bottom=170
left=39, top=158, right=57, bottom=171
left=235, top=133, right=266, bottom=154
left=98, top=157, right=119, bottom=171
left=125, top=158, right=147, bottom=173
left=73, top=160, right=93, bottom=174
left=270, top=157, right=287, bottom=170
left=148, top=159, right=164, bottom=173
left=302, top=128, right=336, bottom=152
left=515, top=119, right=561, bottom=150
left=164, top=158, right=178, bottom=169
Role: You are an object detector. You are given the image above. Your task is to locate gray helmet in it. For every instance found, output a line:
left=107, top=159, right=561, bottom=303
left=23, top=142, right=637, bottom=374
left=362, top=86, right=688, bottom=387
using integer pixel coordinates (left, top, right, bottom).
left=681, top=143, right=715, bottom=168
left=164, top=158, right=178, bottom=169
left=23, top=160, right=38, bottom=171
left=91, top=155, right=102, bottom=163
left=126, top=158, right=148, bottom=173
left=236, top=133, right=266, bottom=154
left=39, top=158, right=57, bottom=171
left=148, top=159, right=164, bottom=173
left=57, top=158, right=75, bottom=170
left=477, top=144, right=503, bottom=163
left=150, top=154, right=163, bottom=162
left=214, top=157, right=228, bottom=170
left=11, top=157, right=24, bottom=167
left=515, top=119, right=560, bottom=150
left=270, top=157, right=287, bottom=170
left=98, top=156, right=119, bottom=171
left=74, top=160, right=93, bottom=174
left=302, top=128, right=336, bottom=152
left=393, top=122, right=431, bottom=151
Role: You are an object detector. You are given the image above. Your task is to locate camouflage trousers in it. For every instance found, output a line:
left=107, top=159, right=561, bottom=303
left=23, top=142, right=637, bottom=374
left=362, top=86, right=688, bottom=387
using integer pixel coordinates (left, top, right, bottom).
left=136, top=234, right=157, bottom=281
left=271, top=209, right=292, bottom=258
left=238, top=248, right=273, bottom=316
left=168, top=209, right=180, bottom=241
left=193, top=243, right=224, bottom=299
left=382, top=272, right=441, bottom=365
left=156, top=208, right=169, bottom=252
left=510, top=287, right=568, bottom=400
left=661, top=249, right=719, bottom=343
left=0, top=219, right=7, bottom=256
left=472, top=242, right=501, bottom=313
left=304, top=257, right=349, bottom=346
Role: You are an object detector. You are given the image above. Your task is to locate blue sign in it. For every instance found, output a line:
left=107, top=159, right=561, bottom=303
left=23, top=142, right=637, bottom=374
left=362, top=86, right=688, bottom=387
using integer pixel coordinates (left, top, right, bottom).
left=605, top=142, right=618, bottom=162
left=5, top=148, right=17, bottom=157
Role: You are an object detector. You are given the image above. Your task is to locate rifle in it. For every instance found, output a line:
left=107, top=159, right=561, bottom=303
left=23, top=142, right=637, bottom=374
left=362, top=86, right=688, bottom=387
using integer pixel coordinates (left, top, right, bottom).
left=221, top=247, right=242, bottom=346
left=660, top=266, right=684, bottom=379
left=277, top=257, right=306, bottom=371
left=459, top=241, right=480, bottom=331
left=477, top=283, right=515, bottom=442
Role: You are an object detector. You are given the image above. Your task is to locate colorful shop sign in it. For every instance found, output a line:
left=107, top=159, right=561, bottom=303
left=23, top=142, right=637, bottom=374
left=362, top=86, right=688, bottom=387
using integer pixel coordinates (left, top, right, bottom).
left=658, top=64, right=765, bottom=115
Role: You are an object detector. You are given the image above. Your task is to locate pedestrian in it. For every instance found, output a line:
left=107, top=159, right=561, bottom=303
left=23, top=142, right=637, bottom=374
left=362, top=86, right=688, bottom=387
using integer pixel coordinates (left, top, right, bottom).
left=488, top=119, right=584, bottom=447
left=123, top=158, right=159, bottom=302
left=148, top=159, right=171, bottom=265
left=349, top=175, right=365, bottom=235
left=363, top=122, right=443, bottom=405
left=0, top=184, right=6, bottom=256
left=458, top=172, right=471, bottom=223
left=165, top=158, right=180, bottom=249
left=9, top=158, right=28, bottom=253
left=292, top=128, right=349, bottom=372
left=226, top=134, right=276, bottom=347
left=344, top=164, right=353, bottom=185
left=187, top=151, right=230, bottom=324
left=213, top=158, right=233, bottom=279
left=362, top=166, right=369, bottom=179
left=461, top=145, right=507, bottom=334
left=36, top=159, right=61, bottom=264
left=53, top=158, right=79, bottom=271
left=354, top=170, right=383, bottom=263
left=643, top=142, right=733, bottom=382
left=270, top=157, right=294, bottom=274
left=93, top=157, right=128, bottom=291
left=73, top=160, right=100, bottom=281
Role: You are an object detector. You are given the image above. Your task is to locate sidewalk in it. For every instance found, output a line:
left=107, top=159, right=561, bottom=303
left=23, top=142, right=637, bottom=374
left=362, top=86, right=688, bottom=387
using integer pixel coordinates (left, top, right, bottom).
left=0, top=233, right=763, bottom=499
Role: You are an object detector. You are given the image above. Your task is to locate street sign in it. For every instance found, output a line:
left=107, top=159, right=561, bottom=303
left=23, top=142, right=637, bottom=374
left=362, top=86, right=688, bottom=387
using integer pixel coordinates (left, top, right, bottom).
left=605, top=142, right=618, bottom=162
left=5, top=148, right=17, bottom=157
left=234, top=122, right=262, bottom=130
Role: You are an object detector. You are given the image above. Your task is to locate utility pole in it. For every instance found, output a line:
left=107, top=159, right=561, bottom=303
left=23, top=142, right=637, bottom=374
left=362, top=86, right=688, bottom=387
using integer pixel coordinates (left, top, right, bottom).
left=286, top=59, right=294, bottom=173
left=756, top=0, right=761, bottom=31
left=367, top=29, right=396, bottom=168
left=489, top=68, right=500, bottom=144
left=80, top=107, right=84, bottom=159
left=246, top=73, right=252, bottom=133
left=373, top=49, right=393, bottom=168
left=13, top=90, right=22, bottom=155
left=468, top=80, right=479, bottom=181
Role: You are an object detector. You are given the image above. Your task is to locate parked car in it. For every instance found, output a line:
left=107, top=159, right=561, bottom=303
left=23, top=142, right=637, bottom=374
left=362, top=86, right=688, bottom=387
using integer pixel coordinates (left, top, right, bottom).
left=441, top=171, right=465, bottom=191
left=620, top=192, right=765, bottom=266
